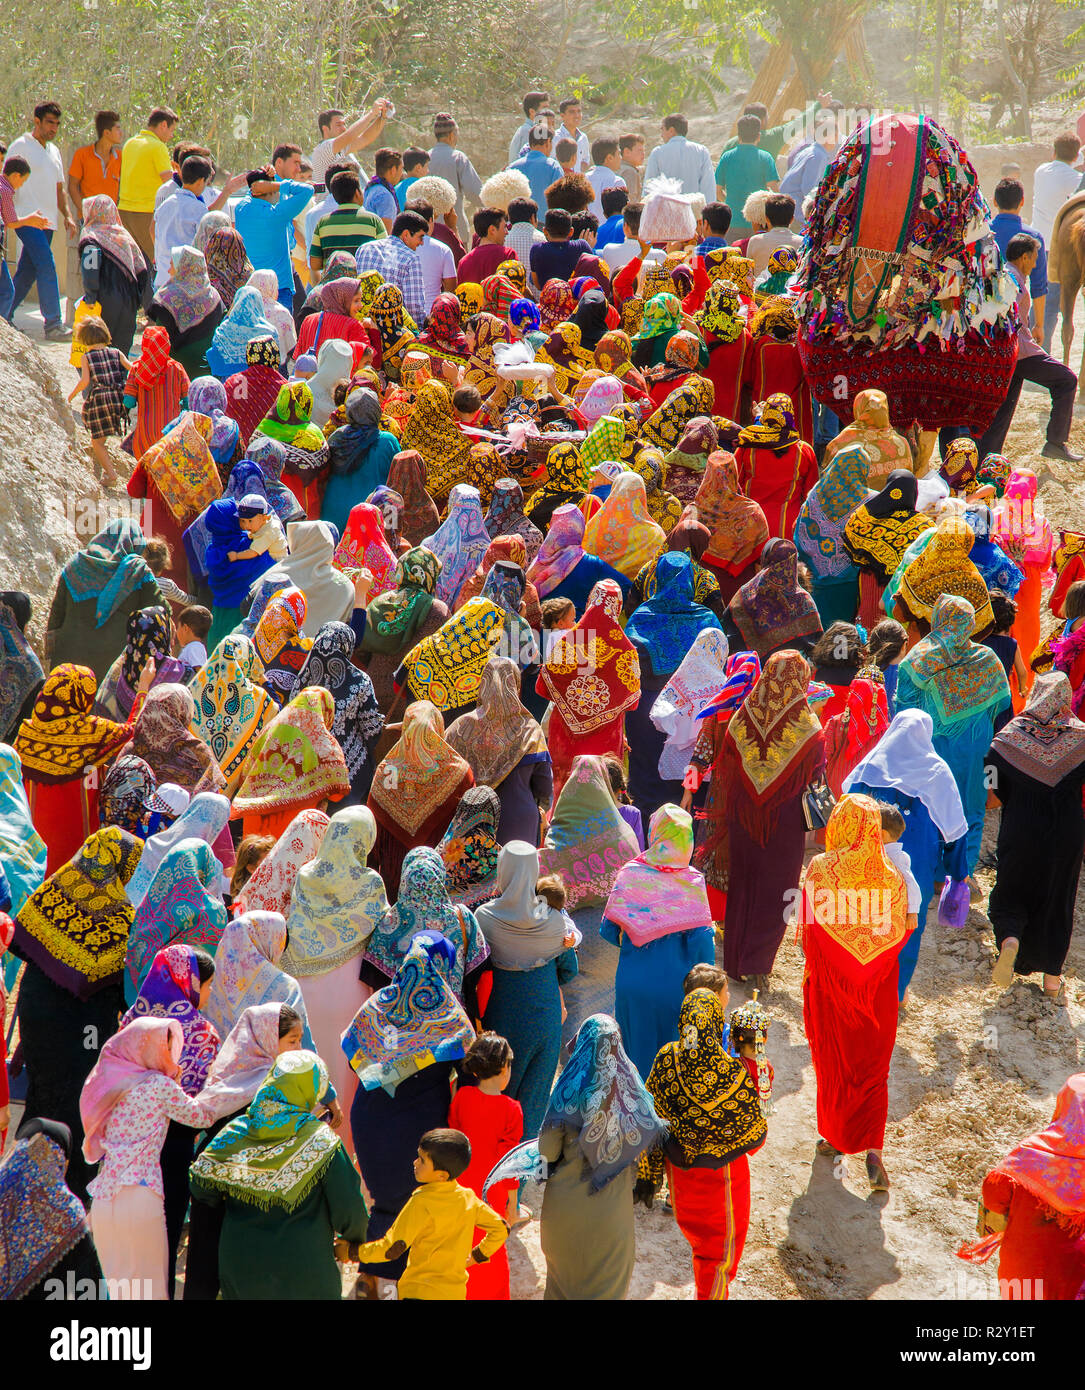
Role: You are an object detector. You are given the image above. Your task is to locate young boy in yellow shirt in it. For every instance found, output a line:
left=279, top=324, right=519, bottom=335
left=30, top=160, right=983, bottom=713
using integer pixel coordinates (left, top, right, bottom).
left=338, top=1128, right=508, bottom=1300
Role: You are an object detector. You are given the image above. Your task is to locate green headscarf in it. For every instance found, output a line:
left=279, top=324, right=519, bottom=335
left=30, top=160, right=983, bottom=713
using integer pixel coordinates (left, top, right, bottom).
left=189, top=1049, right=341, bottom=1210
left=361, top=546, right=441, bottom=656
left=632, top=292, right=682, bottom=343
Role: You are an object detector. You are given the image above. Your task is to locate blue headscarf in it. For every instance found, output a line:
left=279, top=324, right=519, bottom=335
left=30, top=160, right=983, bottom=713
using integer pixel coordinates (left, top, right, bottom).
left=0, top=743, right=46, bottom=914
left=0, top=1121, right=88, bottom=1299
left=964, top=505, right=1024, bottom=599
left=184, top=449, right=303, bottom=584
left=509, top=298, right=541, bottom=333
left=238, top=572, right=290, bottom=639
left=540, top=1012, right=666, bottom=1191
left=624, top=551, right=724, bottom=678
left=186, top=376, right=242, bottom=465
left=327, top=389, right=382, bottom=477
left=210, top=285, right=278, bottom=373
left=60, top=518, right=153, bottom=627
left=203, top=499, right=273, bottom=607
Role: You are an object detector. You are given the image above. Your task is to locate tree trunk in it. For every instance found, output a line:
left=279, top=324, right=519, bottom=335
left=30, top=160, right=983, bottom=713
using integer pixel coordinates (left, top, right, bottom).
left=994, top=0, right=1032, bottom=139
left=933, top=0, right=945, bottom=121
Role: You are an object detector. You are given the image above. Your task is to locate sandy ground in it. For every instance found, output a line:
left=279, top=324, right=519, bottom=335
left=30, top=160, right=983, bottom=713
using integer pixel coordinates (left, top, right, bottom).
left=5, top=291, right=1085, bottom=1302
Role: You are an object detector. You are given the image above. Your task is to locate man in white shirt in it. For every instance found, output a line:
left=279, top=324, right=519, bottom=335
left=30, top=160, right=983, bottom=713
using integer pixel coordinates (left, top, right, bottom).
left=504, top=197, right=545, bottom=274
left=1031, top=131, right=1084, bottom=351
left=153, top=155, right=213, bottom=289
left=643, top=113, right=716, bottom=202
left=555, top=98, right=591, bottom=173
left=585, top=137, right=627, bottom=220
left=310, top=100, right=393, bottom=191
left=508, top=91, right=551, bottom=164
left=601, top=201, right=643, bottom=273
left=408, top=199, right=458, bottom=315
left=746, top=193, right=803, bottom=276
left=7, top=100, right=75, bottom=340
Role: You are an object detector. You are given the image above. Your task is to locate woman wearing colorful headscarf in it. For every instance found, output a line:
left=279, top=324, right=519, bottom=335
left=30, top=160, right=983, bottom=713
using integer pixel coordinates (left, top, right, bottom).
left=223, top=336, right=287, bottom=447
left=624, top=549, right=724, bottom=812
left=189, top=634, right=278, bottom=798
left=294, top=275, right=376, bottom=361
left=80, top=1015, right=218, bottom=1300
left=958, top=1072, right=1085, bottom=1298
left=895, top=594, right=1010, bottom=885
left=630, top=292, right=687, bottom=370
left=186, top=375, right=243, bottom=482
left=124, top=843, right=228, bottom=1005
left=306, top=339, right=355, bottom=429
left=692, top=280, right=750, bottom=419
left=538, top=752, right=640, bottom=911
left=250, top=587, right=312, bottom=702
left=600, top=803, right=714, bottom=1079
left=421, top=482, right=491, bottom=606
left=485, top=1013, right=665, bottom=1300
left=251, top=383, right=330, bottom=518
left=232, top=687, right=351, bottom=840
left=189, top=1049, right=366, bottom=1299
left=401, top=380, right=474, bottom=508
left=823, top=388, right=912, bottom=483
left=736, top=392, right=819, bottom=541
left=536, top=581, right=640, bottom=794
left=78, top=193, right=148, bottom=354
left=416, top=291, right=472, bottom=365
left=649, top=627, right=731, bottom=790
left=454, top=535, right=541, bottom=627
left=342, top=934, right=474, bottom=1292
left=535, top=322, right=594, bottom=396
left=45, top=518, right=163, bottom=680
left=801, top=793, right=910, bottom=1192
left=97, top=754, right=156, bottom=837
left=436, top=785, right=502, bottom=907
left=321, top=389, right=399, bottom=536
left=0, top=744, right=46, bottom=925
left=357, top=547, right=449, bottom=715
left=582, top=472, right=667, bottom=581
left=445, top=655, right=551, bottom=844
left=232, top=807, right=328, bottom=918
left=10, top=826, right=141, bottom=1202
left=393, top=594, right=505, bottom=722
left=361, top=845, right=491, bottom=1011
left=125, top=410, right=222, bottom=583
left=527, top=502, right=629, bottom=612
left=0, top=593, right=43, bottom=744
left=201, top=225, right=253, bottom=314
left=745, top=294, right=811, bottom=440
left=148, top=244, right=225, bottom=378
left=205, top=284, right=278, bottom=380
left=793, top=441, right=873, bottom=626
left=289, top=622, right=384, bottom=803
left=366, top=700, right=474, bottom=900
left=844, top=708, right=968, bottom=1002
left=15, top=664, right=152, bottom=874
left=484, top=478, right=544, bottom=561
left=524, top=441, right=592, bottom=533
left=332, top=504, right=397, bottom=598
left=637, top=986, right=768, bottom=1299
left=691, top=450, right=769, bottom=602
left=718, top=648, right=825, bottom=987
left=843, top=469, right=934, bottom=630
left=387, top=450, right=440, bottom=546
left=539, top=277, right=576, bottom=330
left=246, top=268, right=297, bottom=362
left=892, top=516, right=996, bottom=641
left=473, top=840, right=578, bottom=1137
left=95, top=605, right=183, bottom=721
left=724, top=536, right=822, bottom=661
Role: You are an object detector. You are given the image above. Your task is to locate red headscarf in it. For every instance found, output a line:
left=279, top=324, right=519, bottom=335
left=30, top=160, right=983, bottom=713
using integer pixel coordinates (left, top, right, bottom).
left=130, top=324, right=172, bottom=390
left=823, top=677, right=890, bottom=798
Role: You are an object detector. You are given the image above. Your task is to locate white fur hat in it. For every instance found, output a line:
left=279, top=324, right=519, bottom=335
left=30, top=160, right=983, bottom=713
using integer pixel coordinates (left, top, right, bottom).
left=405, top=175, right=456, bottom=216
left=480, top=168, right=532, bottom=211
left=639, top=175, right=697, bottom=242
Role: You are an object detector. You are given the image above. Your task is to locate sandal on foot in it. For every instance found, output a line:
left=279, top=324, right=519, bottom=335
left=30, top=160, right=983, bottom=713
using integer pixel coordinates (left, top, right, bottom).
left=866, top=1153, right=890, bottom=1192
left=816, top=1139, right=842, bottom=1159
left=992, top=940, right=1019, bottom=990
left=1043, top=979, right=1068, bottom=1006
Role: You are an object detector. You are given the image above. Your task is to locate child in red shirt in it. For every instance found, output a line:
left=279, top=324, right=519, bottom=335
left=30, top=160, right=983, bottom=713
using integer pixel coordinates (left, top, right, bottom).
left=448, top=1032, right=524, bottom=1300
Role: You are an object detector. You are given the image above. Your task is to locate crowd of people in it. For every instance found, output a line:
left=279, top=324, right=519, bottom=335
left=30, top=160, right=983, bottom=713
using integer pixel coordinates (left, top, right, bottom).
left=0, top=85, right=1083, bottom=1305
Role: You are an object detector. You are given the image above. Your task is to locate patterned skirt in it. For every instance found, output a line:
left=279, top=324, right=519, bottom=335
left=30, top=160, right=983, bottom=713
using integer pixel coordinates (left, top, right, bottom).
left=82, top=386, right=128, bottom=439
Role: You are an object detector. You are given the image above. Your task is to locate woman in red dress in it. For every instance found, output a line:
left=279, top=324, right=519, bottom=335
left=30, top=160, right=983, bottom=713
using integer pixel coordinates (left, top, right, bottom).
left=801, top=792, right=910, bottom=1192
left=735, top=393, right=819, bottom=542
left=746, top=298, right=813, bottom=443
left=694, top=280, right=752, bottom=422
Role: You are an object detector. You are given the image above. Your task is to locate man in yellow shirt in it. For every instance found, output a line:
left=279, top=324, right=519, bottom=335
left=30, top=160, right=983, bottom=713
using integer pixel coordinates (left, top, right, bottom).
left=339, top=1129, right=507, bottom=1300
left=118, top=106, right=178, bottom=292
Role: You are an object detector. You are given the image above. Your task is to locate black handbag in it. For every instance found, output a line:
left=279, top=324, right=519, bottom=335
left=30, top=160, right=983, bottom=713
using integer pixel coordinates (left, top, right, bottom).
left=801, top=776, right=836, bottom=832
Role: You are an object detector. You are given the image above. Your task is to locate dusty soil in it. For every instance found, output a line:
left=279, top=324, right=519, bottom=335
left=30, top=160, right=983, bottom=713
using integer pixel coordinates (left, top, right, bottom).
left=4, top=270, right=1085, bottom=1304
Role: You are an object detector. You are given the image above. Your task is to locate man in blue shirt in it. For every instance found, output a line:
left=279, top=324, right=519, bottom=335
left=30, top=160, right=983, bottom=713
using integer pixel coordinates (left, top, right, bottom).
left=234, top=165, right=312, bottom=309
left=644, top=113, right=716, bottom=202
left=778, top=118, right=841, bottom=231
left=394, top=147, right=429, bottom=207
left=510, top=128, right=564, bottom=213
left=508, top=91, right=551, bottom=164
left=362, top=148, right=402, bottom=232
left=694, top=201, right=733, bottom=259
left=595, top=187, right=628, bottom=252
left=990, top=177, right=1047, bottom=331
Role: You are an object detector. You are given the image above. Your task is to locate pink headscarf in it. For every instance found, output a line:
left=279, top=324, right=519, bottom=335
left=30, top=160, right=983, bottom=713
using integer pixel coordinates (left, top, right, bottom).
left=80, top=1017, right=182, bottom=1163
left=993, top=470, right=1053, bottom=567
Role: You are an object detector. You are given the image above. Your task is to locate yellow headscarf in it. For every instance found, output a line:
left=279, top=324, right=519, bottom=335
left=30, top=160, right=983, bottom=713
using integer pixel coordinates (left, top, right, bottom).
left=582, top=472, right=667, bottom=578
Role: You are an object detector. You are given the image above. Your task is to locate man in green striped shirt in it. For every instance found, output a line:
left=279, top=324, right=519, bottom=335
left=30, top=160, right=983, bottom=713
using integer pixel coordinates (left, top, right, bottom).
left=309, top=169, right=386, bottom=276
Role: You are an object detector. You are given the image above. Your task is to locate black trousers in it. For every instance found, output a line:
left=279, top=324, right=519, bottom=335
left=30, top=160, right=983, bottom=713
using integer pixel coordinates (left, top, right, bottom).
left=161, top=1121, right=196, bottom=1299
left=978, top=352, right=1078, bottom=454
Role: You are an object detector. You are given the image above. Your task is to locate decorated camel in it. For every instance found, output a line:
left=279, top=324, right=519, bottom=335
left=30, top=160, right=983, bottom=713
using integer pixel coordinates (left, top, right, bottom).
left=1050, top=191, right=1085, bottom=399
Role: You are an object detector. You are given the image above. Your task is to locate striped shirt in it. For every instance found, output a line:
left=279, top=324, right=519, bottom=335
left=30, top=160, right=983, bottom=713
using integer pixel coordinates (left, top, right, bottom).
left=125, top=360, right=190, bottom=459
left=310, top=204, right=386, bottom=268
left=0, top=173, right=17, bottom=226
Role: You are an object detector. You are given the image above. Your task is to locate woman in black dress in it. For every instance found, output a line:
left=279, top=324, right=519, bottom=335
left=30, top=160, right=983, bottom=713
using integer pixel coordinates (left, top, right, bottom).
left=987, top=672, right=1085, bottom=1003
left=78, top=195, right=148, bottom=355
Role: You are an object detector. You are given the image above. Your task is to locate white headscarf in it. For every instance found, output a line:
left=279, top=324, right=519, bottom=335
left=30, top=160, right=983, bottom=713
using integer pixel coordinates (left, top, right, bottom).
left=307, top=339, right=354, bottom=428
left=843, top=708, right=968, bottom=841
left=124, top=791, right=231, bottom=907
left=650, top=628, right=730, bottom=780
left=259, top=520, right=355, bottom=636
left=473, top=840, right=569, bottom=971
left=248, top=268, right=298, bottom=363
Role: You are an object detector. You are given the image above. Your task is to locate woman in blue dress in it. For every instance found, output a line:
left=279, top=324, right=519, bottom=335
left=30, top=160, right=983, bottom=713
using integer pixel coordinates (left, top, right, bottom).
left=844, top=708, right=969, bottom=1000
left=320, top=389, right=399, bottom=536
left=474, top=841, right=579, bottom=1138
left=893, top=594, right=1010, bottom=889
left=599, top=803, right=715, bottom=1078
